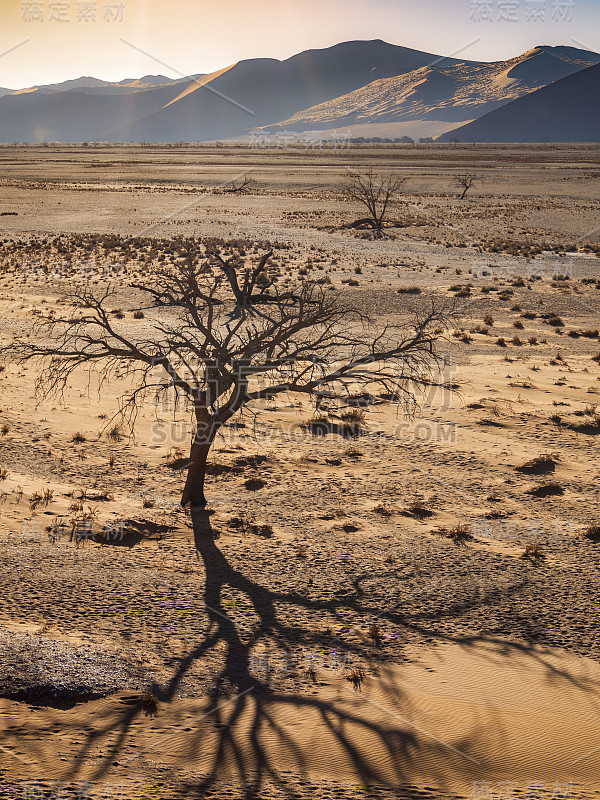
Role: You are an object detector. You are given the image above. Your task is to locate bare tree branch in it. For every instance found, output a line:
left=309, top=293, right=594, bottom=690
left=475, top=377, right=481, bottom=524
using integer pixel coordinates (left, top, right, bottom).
left=457, top=174, right=477, bottom=200
left=0, top=238, right=456, bottom=508
left=340, top=170, right=406, bottom=236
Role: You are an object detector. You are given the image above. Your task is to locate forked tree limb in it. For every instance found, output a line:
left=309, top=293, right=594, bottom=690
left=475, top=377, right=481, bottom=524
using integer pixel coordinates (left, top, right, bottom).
left=0, top=239, right=457, bottom=506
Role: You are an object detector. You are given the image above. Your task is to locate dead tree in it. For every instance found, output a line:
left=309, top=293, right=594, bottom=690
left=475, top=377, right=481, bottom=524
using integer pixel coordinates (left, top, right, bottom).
left=457, top=174, right=476, bottom=200
left=341, top=170, right=406, bottom=236
left=223, top=176, right=255, bottom=194
left=1, top=238, right=454, bottom=508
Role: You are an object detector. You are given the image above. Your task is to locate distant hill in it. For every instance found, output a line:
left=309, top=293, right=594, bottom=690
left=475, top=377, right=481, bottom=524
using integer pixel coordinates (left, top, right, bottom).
left=58, top=76, right=202, bottom=97
left=6, top=74, right=198, bottom=97
left=0, top=81, right=196, bottom=142
left=2, top=41, right=599, bottom=143
left=115, top=75, right=176, bottom=87
left=260, top=45, right=600, bottom=133
left=438, top=62, right=600, bottom=142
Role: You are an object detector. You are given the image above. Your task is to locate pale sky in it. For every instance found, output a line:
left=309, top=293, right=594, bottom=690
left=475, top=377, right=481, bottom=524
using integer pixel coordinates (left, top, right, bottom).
left=0, top=0, right=599, bottom=89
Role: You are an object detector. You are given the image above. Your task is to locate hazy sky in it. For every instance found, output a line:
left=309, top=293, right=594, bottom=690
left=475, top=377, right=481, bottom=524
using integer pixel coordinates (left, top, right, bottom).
left=1, top=0, right=599, bottom=88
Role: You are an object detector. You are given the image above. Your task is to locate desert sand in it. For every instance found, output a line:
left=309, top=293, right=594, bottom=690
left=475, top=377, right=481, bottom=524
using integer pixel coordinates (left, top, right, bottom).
left=0, top=143, right=599, bottom=799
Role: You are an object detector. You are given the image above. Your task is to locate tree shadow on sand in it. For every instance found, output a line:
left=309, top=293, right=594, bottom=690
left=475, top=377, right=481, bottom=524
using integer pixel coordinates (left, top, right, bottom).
left=24, top=509, right=600, bottom=799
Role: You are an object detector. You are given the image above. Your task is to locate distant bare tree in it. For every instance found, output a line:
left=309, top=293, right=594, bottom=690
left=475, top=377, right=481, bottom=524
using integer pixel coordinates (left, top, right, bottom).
left=457, top=174, right=476, bottom=200
left=341, top=170, right=406, bottom=235
left=1, top=238, right=453, bottom=508
left=223, top=176, right=255, bottom=194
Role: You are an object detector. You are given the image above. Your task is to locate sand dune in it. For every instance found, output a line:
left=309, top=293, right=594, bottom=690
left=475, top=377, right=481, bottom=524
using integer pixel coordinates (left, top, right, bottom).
left=104, top=39, right=459, bottom=143
left=439, top=62, right=600, bottom=142
left=162, top=65, right=238, bottom=109
left=2, top=642, right=599, bottom=798
left=261, top=45, right=600, bottom=134
left=3, top=41, right=599, bottom=144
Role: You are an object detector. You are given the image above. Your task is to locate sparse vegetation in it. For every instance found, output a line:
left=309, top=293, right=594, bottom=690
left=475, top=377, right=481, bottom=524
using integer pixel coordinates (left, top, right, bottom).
left=516, top=455, right=558, bottom=475
left=346, top=667, right=366, bottom=691
left=584, top=525, right=600, bottom=542
left=445, top=524, right=474, bottom=545
left=140, top=690, right=158, bottom=712
left=522, top=542, right=545, bottom=561
left=228, top=511, right=273, bottom=538
left=527, top=483, right=564, bottom=498
left=457, top=174, right=476, bottom=200
left=106, top=423, right=123, bottom=442
left=341, top=169, right=406, bottom=236
left=373, top=504, right=394, bottom=517
left=367, top=622, right=383, bottom=646
left=396, top=286, right=422, bottom=294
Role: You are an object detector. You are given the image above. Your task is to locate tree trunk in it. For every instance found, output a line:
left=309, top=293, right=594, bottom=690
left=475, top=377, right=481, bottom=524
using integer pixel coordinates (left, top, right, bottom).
left=181, top=440, right=211, bottom=507
left=181, top=408, right=216, bottom=508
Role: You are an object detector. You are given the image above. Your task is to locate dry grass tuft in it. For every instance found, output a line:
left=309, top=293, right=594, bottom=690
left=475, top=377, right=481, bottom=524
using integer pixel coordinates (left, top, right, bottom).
left=584, top=525, right=600, bottom=543
left=396, top=286, right=422, bottom=294
left=304, top=665, right=318, bottom=682
left=29, top=492, right=44, bottom=511
left=244, top=477, right=266, bottom=491
left=228, top=511, right=273, bottom=538
left=340, top=408, right=366, bottom=425
left=445, top=524, right=474, bottom=545
left=522, top=542, right=545, bottom=561
left=106, top=423, right=123, bottom=442
left=527, top=483, right=564, bottom=498
left=367, top=622, right=383, bottom=647
left=140, top=690, right=158, bottom=713
left=516, top=454, right=558, bottom=475
left=343, top=447, right=363, bottom=459
left=373, top=504, right=394, bottom=517
left=346, top=667, right=366, bottom=691
left=403, top=504, right=434, bottom=520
